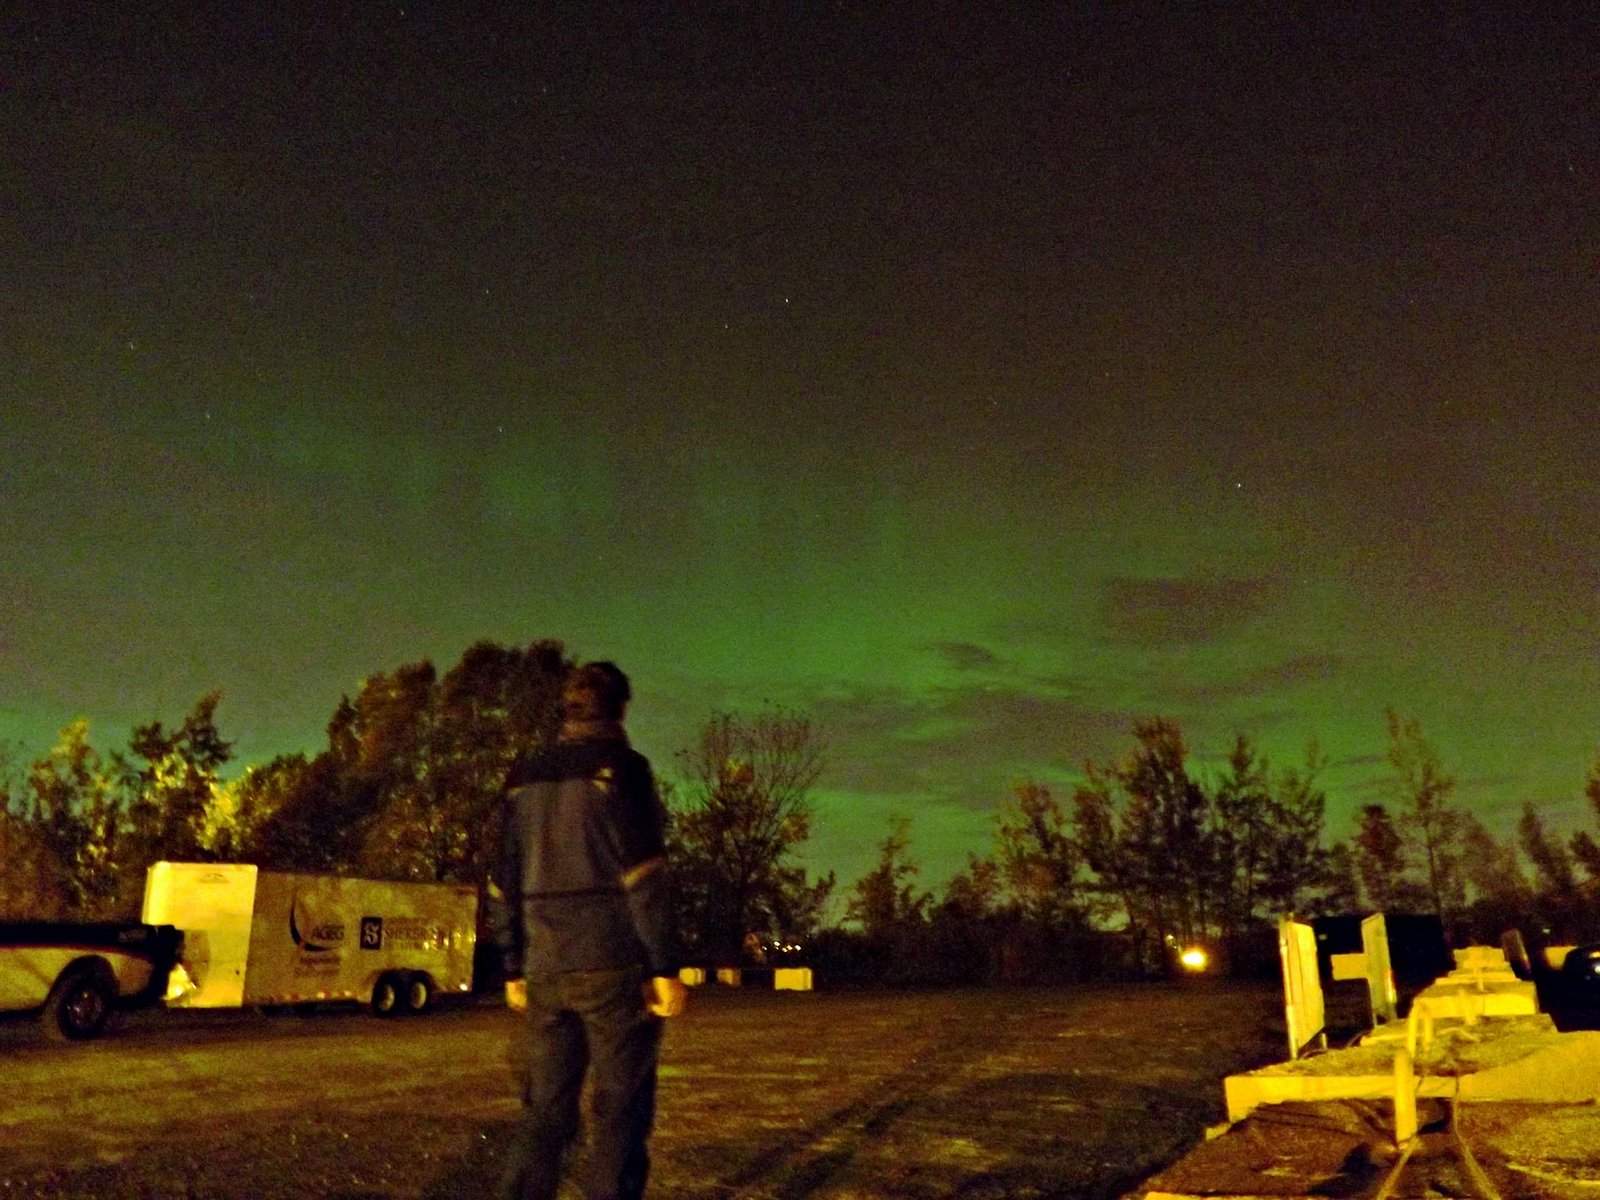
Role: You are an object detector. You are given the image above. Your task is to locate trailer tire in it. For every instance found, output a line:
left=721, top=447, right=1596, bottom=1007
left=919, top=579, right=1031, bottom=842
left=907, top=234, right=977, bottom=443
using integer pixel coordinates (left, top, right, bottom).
left=403, top=974, right=432, bottom=1014
left=42, top=963, right=116, bottom=1042
left=371, top=973, right=402, bottom=1017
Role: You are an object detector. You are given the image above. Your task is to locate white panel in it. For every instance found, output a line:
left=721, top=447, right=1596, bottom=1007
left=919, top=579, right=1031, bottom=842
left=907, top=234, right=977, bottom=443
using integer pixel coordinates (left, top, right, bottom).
left=1361, top=912, right=1397, bottom=1024
left=1278, top=916, right=1325, bottom=1059
left=142, top=862, right=259, bottom=1008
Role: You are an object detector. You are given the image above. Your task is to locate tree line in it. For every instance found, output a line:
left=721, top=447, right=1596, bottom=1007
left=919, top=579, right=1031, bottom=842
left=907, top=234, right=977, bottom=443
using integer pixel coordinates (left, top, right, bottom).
left=5, top=643, right=1600, bottom=985
left=832, top=711, right=1600, bottom=984
left=0, top=639, right=832, bottom=972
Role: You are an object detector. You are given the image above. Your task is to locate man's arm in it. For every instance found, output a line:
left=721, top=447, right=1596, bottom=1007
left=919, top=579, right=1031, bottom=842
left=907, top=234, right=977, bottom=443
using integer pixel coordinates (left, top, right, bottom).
left=621, top=852, right=678, bottom=979
left=616, top=757, right=685, bottom=1016
left=484, top=791, right=527, bottom=1009
left=622, top=856, right=687, bottom=1017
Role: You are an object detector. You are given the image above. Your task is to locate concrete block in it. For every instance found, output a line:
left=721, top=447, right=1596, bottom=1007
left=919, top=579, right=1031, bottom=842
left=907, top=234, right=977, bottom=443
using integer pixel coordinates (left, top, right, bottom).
left=715, top=967, right=742, bottom=987
left=1330, top=952, right=1366, bottom=981
left=678, top=967, right=707, bottom=986
left=1223, top=1068, right=1448, bottom=1123
left=1410, top=982, right=1538, bottom=1022
left=1453, top=945, right=1510, bottom=971
left=773, top=967, right=813, bottom=991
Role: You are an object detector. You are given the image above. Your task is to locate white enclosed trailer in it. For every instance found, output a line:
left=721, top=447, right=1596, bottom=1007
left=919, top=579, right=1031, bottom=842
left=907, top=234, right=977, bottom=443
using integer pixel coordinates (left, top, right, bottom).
left=141, top=862, right=477, bottom=1015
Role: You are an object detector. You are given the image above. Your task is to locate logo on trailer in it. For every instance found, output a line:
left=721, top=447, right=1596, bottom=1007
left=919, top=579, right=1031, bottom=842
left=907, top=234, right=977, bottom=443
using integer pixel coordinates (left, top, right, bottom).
left=360, top=917, right=383, bottom=950
left=289, top=894, right=345, bottom=953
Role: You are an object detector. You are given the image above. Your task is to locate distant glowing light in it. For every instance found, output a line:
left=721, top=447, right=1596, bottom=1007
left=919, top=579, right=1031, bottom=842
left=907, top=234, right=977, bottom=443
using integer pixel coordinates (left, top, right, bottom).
left=1179, top=947, right=1208, bottom=971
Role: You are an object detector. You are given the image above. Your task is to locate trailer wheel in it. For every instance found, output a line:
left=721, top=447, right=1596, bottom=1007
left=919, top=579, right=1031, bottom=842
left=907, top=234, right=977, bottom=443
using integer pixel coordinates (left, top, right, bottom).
left=42, top=964, right=116, bottom=1042
left=403, top=974, right=432, bottom=1014
left=371, top=973, right=402, bottom=1017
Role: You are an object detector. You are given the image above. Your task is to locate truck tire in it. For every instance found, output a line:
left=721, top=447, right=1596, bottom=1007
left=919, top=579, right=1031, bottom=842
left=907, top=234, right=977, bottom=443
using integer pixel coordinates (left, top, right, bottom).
left=403, top=974, right=432, bottom=1014
left=371, top=973, right=402, bottom=1017
left=42, top=964, right=115, bottom=1042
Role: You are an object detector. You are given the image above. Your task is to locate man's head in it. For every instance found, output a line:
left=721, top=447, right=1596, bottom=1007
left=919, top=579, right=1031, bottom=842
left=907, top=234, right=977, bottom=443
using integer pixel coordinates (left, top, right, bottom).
left=562, top=660, right=632, bottom=723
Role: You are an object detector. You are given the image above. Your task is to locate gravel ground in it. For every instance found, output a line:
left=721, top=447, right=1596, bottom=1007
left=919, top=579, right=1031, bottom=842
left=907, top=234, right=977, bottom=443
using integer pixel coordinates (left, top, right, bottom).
left=0, top=980, right=1284, bottom=1199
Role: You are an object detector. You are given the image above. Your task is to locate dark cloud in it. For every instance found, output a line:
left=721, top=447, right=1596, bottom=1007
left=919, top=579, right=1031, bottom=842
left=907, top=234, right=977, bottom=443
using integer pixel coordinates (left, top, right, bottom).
left=801, top=680, right=1136, bottom=810
left=1102, top=575, right=1285, bottom=647
left=929, top=641, right=1002, bottom=671
left=1173, top=652, right=1343, bottom=705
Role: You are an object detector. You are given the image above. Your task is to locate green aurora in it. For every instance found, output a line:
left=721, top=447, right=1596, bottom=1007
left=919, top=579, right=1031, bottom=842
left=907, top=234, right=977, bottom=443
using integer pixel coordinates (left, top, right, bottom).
left=4, top=7, right=1599, bottom=890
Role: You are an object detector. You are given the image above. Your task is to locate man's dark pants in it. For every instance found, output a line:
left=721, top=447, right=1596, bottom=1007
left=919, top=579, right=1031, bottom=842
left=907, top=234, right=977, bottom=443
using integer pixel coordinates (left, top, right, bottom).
left=500, top=967, right=662, bottom=1200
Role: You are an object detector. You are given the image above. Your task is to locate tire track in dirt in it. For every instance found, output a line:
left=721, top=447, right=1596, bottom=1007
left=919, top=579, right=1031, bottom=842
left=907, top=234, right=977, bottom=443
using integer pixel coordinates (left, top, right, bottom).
left=710, top=1013, right=1023, bottom=1199
left=689, top=986, right=1280, bottom=1200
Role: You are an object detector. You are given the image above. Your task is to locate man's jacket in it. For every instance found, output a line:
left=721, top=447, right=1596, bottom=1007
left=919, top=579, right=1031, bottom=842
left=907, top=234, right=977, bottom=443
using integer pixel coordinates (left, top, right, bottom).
left=487, top=728, right=676, bottom=979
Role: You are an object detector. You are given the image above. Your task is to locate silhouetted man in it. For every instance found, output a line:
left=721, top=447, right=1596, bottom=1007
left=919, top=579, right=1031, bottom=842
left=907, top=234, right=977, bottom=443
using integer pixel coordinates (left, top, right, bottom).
left=488, top=661, right=687, bottom=1200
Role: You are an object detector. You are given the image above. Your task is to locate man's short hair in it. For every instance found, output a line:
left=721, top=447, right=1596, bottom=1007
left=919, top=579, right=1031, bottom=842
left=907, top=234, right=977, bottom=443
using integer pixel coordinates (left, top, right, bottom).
left=563, top=661, right=632, bottom=722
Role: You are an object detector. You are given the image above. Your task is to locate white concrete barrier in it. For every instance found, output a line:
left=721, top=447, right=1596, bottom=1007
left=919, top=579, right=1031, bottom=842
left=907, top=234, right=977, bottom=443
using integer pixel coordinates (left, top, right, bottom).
left=1454, top=945, right=1510, bottom=972
left=1278, top=916, right=1325, bottom=1059
left=1330, top=951, right=1367, bottom=981
left=774, top=967, right=813, bottom=991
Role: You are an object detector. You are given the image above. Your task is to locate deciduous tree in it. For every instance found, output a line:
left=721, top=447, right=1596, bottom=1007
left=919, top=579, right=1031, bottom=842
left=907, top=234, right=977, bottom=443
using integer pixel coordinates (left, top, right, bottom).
left=122, top=690, right=234, bottom=869
left=26, top=721, right=128, bottom=917
left=846, top=814, right=928, bottom=941
left=356, top=640, right=568, bottom=882
left=245, top=640, right=568, bottom=882
left=668, top=709, right=833, bottom=963
left=0, top=745, right=67, bottom=918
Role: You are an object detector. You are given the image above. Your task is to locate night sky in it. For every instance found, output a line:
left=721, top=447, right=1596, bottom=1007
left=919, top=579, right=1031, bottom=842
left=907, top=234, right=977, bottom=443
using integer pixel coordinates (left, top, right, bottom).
left=4, top=6, right=1599, bottom=889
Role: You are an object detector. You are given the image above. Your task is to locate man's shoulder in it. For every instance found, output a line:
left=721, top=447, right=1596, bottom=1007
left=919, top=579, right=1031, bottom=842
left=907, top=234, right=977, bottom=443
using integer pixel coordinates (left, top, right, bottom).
left=505, top=739, right=648, bottom=790
left=593, top=741, right=653, bottom=787
left=503, top=744, right=579, bottom=789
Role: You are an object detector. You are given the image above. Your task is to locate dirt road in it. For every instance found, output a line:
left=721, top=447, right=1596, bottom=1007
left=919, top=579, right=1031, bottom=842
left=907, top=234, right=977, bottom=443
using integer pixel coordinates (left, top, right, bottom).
left=0, top=981, right=1282, bottom=1198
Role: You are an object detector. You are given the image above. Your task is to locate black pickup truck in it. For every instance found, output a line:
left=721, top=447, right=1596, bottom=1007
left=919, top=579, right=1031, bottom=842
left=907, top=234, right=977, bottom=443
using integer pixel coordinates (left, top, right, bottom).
left=0, top=922, right=180, bottom=1040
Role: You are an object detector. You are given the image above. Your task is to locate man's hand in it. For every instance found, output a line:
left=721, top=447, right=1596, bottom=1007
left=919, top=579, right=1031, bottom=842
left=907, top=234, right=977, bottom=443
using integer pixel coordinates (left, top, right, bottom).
left=643, top=975, right=688, bottom=1018
left=505, top=977, right=528, bottom=1013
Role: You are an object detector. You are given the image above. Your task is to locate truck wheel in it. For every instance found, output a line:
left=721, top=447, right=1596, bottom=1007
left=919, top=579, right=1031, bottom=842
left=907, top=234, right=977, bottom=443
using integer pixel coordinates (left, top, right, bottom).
left=371, top=973, right=402, bottom=1017
left=403, top=974, right=432, bottom=1015
left=43, top=966, right=115, bottom=1042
